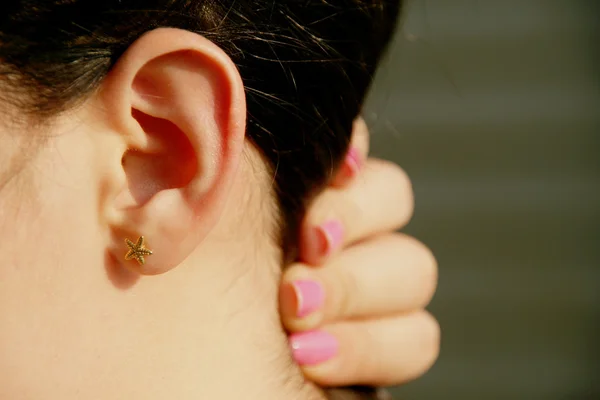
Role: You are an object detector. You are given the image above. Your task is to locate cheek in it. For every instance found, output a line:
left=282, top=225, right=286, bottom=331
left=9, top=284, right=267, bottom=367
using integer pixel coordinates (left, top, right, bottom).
left=0, top=185, right=198, bottom=398
left=0, top=184, right=116, bottom=397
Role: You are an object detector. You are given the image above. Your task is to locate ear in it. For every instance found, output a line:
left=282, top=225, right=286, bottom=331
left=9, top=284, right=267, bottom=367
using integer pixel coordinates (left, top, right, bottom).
left=99, top=28, right=246, bottom=275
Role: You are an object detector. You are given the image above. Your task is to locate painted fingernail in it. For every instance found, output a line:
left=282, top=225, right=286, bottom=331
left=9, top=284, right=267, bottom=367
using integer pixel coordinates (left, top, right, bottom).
left=290, top=330, right=339, bottom=366
left=313, top=220, right=344, bottom=258
left=343, top=147, right=362, bottom=177
left=282, top=280, right=324, bottom=318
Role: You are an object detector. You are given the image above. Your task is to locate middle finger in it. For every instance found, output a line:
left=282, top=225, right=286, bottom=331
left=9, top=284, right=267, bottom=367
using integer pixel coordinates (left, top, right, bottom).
left=300, top=159, right=414, bottom=265
left=281, top=233, right=437, bottom=332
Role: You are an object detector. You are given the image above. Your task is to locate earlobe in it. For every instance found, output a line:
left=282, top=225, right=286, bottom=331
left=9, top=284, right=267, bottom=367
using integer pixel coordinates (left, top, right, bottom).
left=99, top=28, right=246, bottom=276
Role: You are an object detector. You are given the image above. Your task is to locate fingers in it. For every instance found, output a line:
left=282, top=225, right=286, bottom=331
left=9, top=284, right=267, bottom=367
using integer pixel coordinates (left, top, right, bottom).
left=290, top=311, right=441, bottom=386
left=281, top=234, right=437, bottom=331
left=300, top=159, right=414, bottom=265
left=330, top=117, right=370, bottom=188
left=291, top=117, right=437, bottom=390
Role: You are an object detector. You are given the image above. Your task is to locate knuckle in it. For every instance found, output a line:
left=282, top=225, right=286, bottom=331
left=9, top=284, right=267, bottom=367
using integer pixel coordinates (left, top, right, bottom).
left=418, top=244, right=439, bottom=304
left=392, top=167, right=414, bottom=223
left=383, top=160, right=412, bottom=194
left=390, top=161, right=413, bottom=193
left=421, top=311, right=441, bottom=348
left=401, top=311, right=440, bottom=382
left=334, top=268, right=361, bottom=318
left=377, top=160, right=414, bottom=224
left=416, top=311, right=441, bottom=374
left=353, top=117, right=370, bottom=140
left=402, top=235, right=439, bottom=306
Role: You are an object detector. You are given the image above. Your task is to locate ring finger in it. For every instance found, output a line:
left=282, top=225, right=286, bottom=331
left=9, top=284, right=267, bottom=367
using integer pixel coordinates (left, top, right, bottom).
left=281, top=233, right=437, bottom=332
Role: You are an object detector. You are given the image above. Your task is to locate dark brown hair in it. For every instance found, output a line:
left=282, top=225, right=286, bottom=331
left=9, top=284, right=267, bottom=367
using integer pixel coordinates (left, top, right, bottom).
left=0, top=0, right=401, bottom=262
left=0, top=3, right=401, bottom=399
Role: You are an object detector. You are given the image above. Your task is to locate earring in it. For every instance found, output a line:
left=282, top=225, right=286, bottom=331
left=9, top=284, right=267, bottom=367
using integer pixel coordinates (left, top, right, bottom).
left=124, top=236, right=153, bottom=266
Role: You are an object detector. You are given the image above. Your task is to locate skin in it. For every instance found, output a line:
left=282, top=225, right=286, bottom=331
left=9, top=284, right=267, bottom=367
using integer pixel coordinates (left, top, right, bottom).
left=285, top=119, right=440, bottom=388
left=0, top=26, right=439, bottom=400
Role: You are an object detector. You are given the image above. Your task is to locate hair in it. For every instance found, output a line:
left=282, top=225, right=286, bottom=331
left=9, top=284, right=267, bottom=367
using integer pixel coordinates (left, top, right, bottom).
left=0, top=0, right=401, bottom=262
left=0, top=3, right=401, bottom=399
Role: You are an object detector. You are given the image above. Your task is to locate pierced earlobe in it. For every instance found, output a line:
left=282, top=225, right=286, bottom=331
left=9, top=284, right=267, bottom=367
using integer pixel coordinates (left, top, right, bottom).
left=124, top=236, right=153, bottom=266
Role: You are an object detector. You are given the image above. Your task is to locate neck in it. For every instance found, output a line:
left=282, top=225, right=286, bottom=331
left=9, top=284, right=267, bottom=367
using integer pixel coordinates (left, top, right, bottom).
left=122, top=252, right=309, bottom=399
left=0, top=122, right=323, bottom=399
left=109, top=155, right=324, bottom=400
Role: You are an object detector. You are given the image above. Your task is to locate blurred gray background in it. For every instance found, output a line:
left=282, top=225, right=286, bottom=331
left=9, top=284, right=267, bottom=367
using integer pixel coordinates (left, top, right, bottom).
left=363, top=1, right=600, bottom=399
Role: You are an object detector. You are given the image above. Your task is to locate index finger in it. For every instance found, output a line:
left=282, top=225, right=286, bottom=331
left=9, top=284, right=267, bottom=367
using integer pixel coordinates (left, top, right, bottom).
left=330, top=117, right=370, bottom=188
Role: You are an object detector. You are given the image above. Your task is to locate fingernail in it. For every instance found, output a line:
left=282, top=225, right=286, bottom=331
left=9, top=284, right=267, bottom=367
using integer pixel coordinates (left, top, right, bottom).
left=343, top=147, right=362, bottom=177
left=290, top=330, right=339, bottom=366
left=313, top=220, right=344, bottom=258
left=284, top=280, right=324, bottom=318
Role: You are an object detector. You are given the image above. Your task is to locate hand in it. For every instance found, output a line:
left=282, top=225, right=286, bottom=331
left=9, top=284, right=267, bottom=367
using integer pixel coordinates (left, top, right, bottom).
left=280, top=118, right=440, bottom=387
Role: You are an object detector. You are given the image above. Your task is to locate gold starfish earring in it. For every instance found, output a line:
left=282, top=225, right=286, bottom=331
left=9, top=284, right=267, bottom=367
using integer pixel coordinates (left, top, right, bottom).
left=124, top=236, right=153, bottom=266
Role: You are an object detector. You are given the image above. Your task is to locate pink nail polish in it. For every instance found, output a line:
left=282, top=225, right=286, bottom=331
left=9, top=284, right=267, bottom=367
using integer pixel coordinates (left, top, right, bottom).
left=313, top=220, right=344, bottom=258
left=291, top=280, right=324, bottom=318
left=344, top=147, right=361, bottom=176
left=290, top=330, right=339, bottom=366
